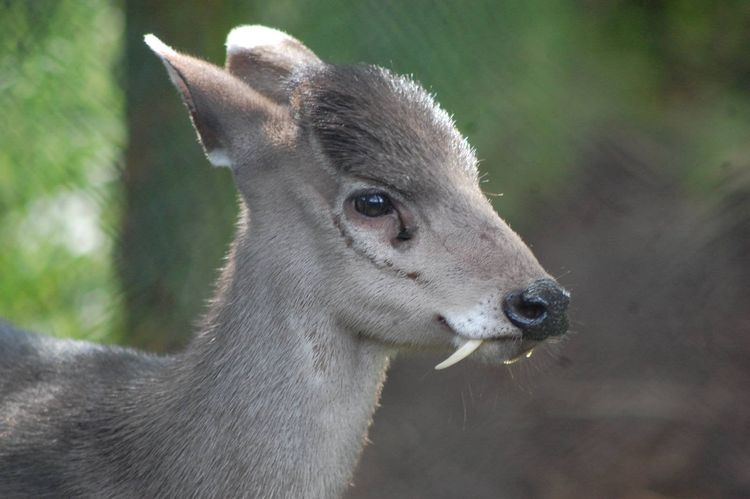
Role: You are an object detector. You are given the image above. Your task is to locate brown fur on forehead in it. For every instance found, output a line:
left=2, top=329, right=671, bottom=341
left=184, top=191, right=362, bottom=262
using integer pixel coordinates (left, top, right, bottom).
left=295, top=64, right=478, bottom=196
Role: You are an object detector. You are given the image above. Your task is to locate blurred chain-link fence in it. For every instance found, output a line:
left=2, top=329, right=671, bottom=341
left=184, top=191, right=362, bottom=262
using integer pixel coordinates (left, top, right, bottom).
left=0, top=1, right=123, bottom=341
left=2, top=1, right=750, bottom=497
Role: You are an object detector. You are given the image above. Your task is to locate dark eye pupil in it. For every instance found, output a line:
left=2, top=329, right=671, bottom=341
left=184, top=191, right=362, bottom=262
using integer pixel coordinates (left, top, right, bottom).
left=354, top=193, right=392, bottom=217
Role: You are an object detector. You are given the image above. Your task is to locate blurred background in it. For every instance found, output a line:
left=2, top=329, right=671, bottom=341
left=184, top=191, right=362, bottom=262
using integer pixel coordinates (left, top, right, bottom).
left=1, top=1, right=749, bottom=497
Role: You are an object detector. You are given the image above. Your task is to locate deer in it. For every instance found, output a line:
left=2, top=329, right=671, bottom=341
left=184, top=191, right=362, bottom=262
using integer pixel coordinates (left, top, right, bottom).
left=0, top=25, right=570, bottom=498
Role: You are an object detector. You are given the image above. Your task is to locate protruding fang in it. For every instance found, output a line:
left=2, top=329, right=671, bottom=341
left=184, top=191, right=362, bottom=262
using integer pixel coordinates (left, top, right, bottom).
left=503, top=347, right=536, bottom=365
left=434, top=339, right=483, bottom=370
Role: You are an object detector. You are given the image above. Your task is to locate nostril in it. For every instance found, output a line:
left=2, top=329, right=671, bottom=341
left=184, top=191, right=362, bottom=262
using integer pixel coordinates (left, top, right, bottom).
left=516, top=299, right=547, bottom=321
left=503, top=278, right=570, bottom=340
left=502, top=292, right=548, bottom=329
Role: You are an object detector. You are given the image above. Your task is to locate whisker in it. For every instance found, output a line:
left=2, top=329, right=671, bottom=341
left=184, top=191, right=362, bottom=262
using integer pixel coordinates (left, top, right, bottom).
left=482, top=190, right=505, bottom=198
left=554, top=269, right=572, bottom=280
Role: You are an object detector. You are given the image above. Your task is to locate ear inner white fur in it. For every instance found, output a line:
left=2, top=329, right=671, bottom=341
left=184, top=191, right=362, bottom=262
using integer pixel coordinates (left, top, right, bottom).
left=144, top=34, right=185, bottom=92
left=224, top=25, right=322, bottom=105
left=144, top=34, right=176, bottom=57
left=226, top=25, right=296, bottom=54
left=206, top=149, right=232, bottom=168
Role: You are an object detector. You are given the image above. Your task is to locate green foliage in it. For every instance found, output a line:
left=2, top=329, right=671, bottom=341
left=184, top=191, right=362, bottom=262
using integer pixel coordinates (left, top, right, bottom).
left=0, top=1, right=124, bottom=341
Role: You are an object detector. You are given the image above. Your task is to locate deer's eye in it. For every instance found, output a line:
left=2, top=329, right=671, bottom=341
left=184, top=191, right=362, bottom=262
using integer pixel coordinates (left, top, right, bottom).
left=353, top=192, right=393, bottom=217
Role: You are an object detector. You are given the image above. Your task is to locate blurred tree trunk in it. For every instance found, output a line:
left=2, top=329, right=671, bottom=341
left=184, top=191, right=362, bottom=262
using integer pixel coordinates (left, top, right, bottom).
left=120, top=1, right=251, bottom=351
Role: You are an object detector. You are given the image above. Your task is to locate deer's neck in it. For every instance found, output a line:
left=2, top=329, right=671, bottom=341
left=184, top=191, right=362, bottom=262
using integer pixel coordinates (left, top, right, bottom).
left=124, top=212, right=390, bottom=498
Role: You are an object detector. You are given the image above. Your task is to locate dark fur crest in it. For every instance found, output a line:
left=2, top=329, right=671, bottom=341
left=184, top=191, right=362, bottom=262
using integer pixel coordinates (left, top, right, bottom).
left=294, top=64, right=478, bottom=196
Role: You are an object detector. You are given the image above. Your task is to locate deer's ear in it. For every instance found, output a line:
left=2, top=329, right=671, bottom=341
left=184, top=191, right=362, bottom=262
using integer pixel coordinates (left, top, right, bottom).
left=225, top=25, right=322, bottom=105
left=145, top=34, right=281, bottom=168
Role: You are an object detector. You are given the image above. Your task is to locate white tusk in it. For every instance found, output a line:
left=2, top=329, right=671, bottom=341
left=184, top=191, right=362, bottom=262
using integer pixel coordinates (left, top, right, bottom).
left=434, top=339, right=483, bottom=370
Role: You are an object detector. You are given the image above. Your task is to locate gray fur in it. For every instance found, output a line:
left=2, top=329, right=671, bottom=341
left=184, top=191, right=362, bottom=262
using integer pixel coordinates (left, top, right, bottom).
left=0, top=26, right=565, bottom=498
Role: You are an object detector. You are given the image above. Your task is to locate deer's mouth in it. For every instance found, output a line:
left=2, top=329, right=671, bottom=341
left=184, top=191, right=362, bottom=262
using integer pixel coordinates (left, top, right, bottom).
left=434, top=315, right=535, bottom=370
left=434, top=337, right=538, bottom=370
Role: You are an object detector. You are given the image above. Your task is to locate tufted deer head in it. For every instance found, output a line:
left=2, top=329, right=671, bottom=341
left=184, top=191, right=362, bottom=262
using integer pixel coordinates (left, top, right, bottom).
left=144, top=25, right=569, bottom=371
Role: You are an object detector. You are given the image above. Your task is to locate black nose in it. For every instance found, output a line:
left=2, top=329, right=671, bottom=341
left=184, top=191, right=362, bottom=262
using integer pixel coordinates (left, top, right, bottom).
left=502, top=278, right=570, bottom=340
